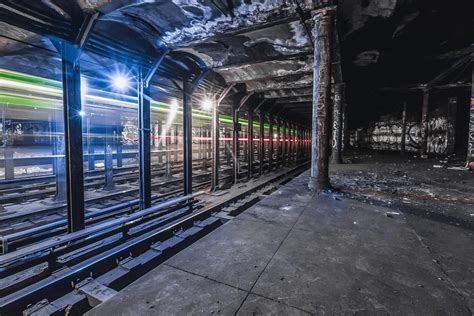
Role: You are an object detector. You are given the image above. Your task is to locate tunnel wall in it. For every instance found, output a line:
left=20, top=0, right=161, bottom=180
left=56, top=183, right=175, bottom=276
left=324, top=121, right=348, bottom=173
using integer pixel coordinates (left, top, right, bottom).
left=349, top=96, right=458, bottom=155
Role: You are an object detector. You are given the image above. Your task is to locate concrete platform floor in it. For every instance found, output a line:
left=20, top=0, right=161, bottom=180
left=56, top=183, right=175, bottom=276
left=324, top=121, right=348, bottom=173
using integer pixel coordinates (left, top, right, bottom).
left=87, top=170, right=473, bottom=315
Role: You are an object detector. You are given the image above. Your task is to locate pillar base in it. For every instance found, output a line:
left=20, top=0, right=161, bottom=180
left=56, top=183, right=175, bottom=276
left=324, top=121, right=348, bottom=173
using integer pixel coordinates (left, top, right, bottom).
left=330, top=156, right=343, bottom=164
left=308, top=176, right=331, bottom=192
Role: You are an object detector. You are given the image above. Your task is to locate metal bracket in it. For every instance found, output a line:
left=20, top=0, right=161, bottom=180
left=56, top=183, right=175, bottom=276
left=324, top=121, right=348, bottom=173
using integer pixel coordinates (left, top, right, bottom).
left=144, top=49, right=169, bottom=85
left=217, top=83, right=236, bottom=105
left=236, top=92, right=255, bottom=111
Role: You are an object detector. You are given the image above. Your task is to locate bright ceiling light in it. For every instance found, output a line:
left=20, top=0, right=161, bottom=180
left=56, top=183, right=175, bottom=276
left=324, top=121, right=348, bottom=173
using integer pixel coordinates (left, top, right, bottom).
left=112, top=74, right=130, bottom=91
left=201, top=97, right=213, bottom=111
left=79, top=110, right=86, bottom=117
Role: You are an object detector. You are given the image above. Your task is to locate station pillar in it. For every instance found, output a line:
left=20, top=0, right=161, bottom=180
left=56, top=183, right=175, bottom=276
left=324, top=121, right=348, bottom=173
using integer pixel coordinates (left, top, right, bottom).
left=308, top=9, right=334, bottom=192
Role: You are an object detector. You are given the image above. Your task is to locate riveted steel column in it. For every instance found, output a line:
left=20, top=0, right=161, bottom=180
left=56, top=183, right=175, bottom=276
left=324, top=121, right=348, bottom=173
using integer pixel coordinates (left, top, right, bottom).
left=247, top=107, right=254, bottom=179
left=138, top=76, right=151, bottom=210
left=420, top=88, right=430, bottom=158
left=183, top=80, right=193, bottom=195
left=211, top=98, right=219, bottom=191
left=60, top=43, right=85, bottom=232
left=308, top=10, right=334, bottom=191
left=232, top=107, right=240, bottom=184
left=259, top=112, right=265, bottom=176
left=331, top=83, right=344, bottom=164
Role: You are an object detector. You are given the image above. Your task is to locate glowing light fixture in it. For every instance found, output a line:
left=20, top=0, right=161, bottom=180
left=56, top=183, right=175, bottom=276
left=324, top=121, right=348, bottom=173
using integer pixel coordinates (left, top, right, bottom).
left=201, top=97, right=213, bottom=111
left=112, top=74, right=130, bottom=92
left=79, top=110, right=86, bottom=117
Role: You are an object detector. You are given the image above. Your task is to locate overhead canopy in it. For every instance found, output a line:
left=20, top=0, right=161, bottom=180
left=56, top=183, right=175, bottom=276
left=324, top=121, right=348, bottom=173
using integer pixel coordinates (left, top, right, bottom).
left=1, top=0, right=472, bottom=124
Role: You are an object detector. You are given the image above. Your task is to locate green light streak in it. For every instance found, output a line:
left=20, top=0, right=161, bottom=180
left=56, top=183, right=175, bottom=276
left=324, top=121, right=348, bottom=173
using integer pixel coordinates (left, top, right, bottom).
left=0, top=69, right=296, bottom=133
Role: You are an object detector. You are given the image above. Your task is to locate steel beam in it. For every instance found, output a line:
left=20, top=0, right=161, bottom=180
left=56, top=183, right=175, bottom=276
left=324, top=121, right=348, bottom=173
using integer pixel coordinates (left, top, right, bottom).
left=282, top=121, right=287, bottom=165
left=259, top=112, right=265, bottom=176
left=211, top=85, right=235, bottom=191
left=53, top=109, right=66, bottom=202
left=308, top=9, right=334, bottom=191
left=268, top=115, right=274, bottom=170
left=211, top=97, right=220, bottom=190
left=86, top=117, right=95, bottom=171
left=247, top=107, right=254, bottom=179
left=103, top=115, right=114, bottom=191
left=60, top=42, right=85, bottom=232
left=276, top=119, right=281, bottom=167
left=158, top=120, right=163, bottom=163
left=232, top=107, right=240, bottom=184
left=183, top=80, right=193, bottom=195
left=138, top=77, right=152, bottom=210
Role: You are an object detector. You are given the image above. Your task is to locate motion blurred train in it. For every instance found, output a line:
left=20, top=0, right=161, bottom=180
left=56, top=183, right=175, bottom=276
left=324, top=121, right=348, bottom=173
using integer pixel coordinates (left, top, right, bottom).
left=0, top=68, right=246, bottom=148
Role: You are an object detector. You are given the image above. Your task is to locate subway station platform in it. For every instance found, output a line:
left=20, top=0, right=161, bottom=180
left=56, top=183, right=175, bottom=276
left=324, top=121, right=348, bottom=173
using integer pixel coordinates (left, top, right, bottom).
left=87, top=170, right=472, bottom=315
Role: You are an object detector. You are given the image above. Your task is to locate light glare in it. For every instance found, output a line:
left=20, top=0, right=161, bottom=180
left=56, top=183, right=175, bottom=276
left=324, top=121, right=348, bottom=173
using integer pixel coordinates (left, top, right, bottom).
left=201, top=98, right=213, bottom=111
left=112, top=74, right=130, bottom=91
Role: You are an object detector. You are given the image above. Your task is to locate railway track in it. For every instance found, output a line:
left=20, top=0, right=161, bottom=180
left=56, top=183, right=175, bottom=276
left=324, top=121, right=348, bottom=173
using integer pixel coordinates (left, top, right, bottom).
left=0, top=168, right=232, bottom=240
left=0, top=159, right=213, bottom=203
left=0, top=161, right=309, bottom=315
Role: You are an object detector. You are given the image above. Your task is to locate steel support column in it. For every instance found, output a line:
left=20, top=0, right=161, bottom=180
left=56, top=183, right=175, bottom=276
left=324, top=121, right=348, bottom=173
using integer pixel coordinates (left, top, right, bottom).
left=308, top=9, right=334, bottom=191
left=183, top=80, right=193, bottom=195
left=276, top=119, right=281, bottom=167
left=247, top=107, right=254, bottom=179
left=420, top=88, right=430, bottom=158
left=283, top=121, right=288, bottom=165
left=53, top=109, right=66, bottom=201
left=268, top=115, right=274, bottom=170
left=259, top=112, right=265, bottom=176
left=103, top=115, right=114, bottom=190
left=138, top=77, right=151, bottom=210
left=158, top=120, right=163, bottom=164
left=211, top=97, right=220, bottom=190
left=86, top=116, right=95, bottom=171
left=232, top=107, right=240, bottom=184
left=60, top=43, right=85, bottom=232
left=287, top=122, right=291, bottom=164
left=331, top=83, right=344, bottom=164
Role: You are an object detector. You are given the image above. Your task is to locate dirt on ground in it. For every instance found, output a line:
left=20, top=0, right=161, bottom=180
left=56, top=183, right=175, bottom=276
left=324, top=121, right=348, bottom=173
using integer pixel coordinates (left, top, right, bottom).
left=330, top=149, right=474, bottom=228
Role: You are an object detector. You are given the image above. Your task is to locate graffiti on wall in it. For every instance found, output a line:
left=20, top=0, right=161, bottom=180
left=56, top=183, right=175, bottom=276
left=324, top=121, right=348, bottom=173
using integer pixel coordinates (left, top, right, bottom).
left=349, top=114, right=455, bottom=155
left=468, top=99, right=474, bottom=161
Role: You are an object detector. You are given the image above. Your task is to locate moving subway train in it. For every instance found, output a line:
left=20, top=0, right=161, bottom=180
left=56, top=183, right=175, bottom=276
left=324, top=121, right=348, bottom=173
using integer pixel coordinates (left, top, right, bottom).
left=0, top=68, right=290, bottom=180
